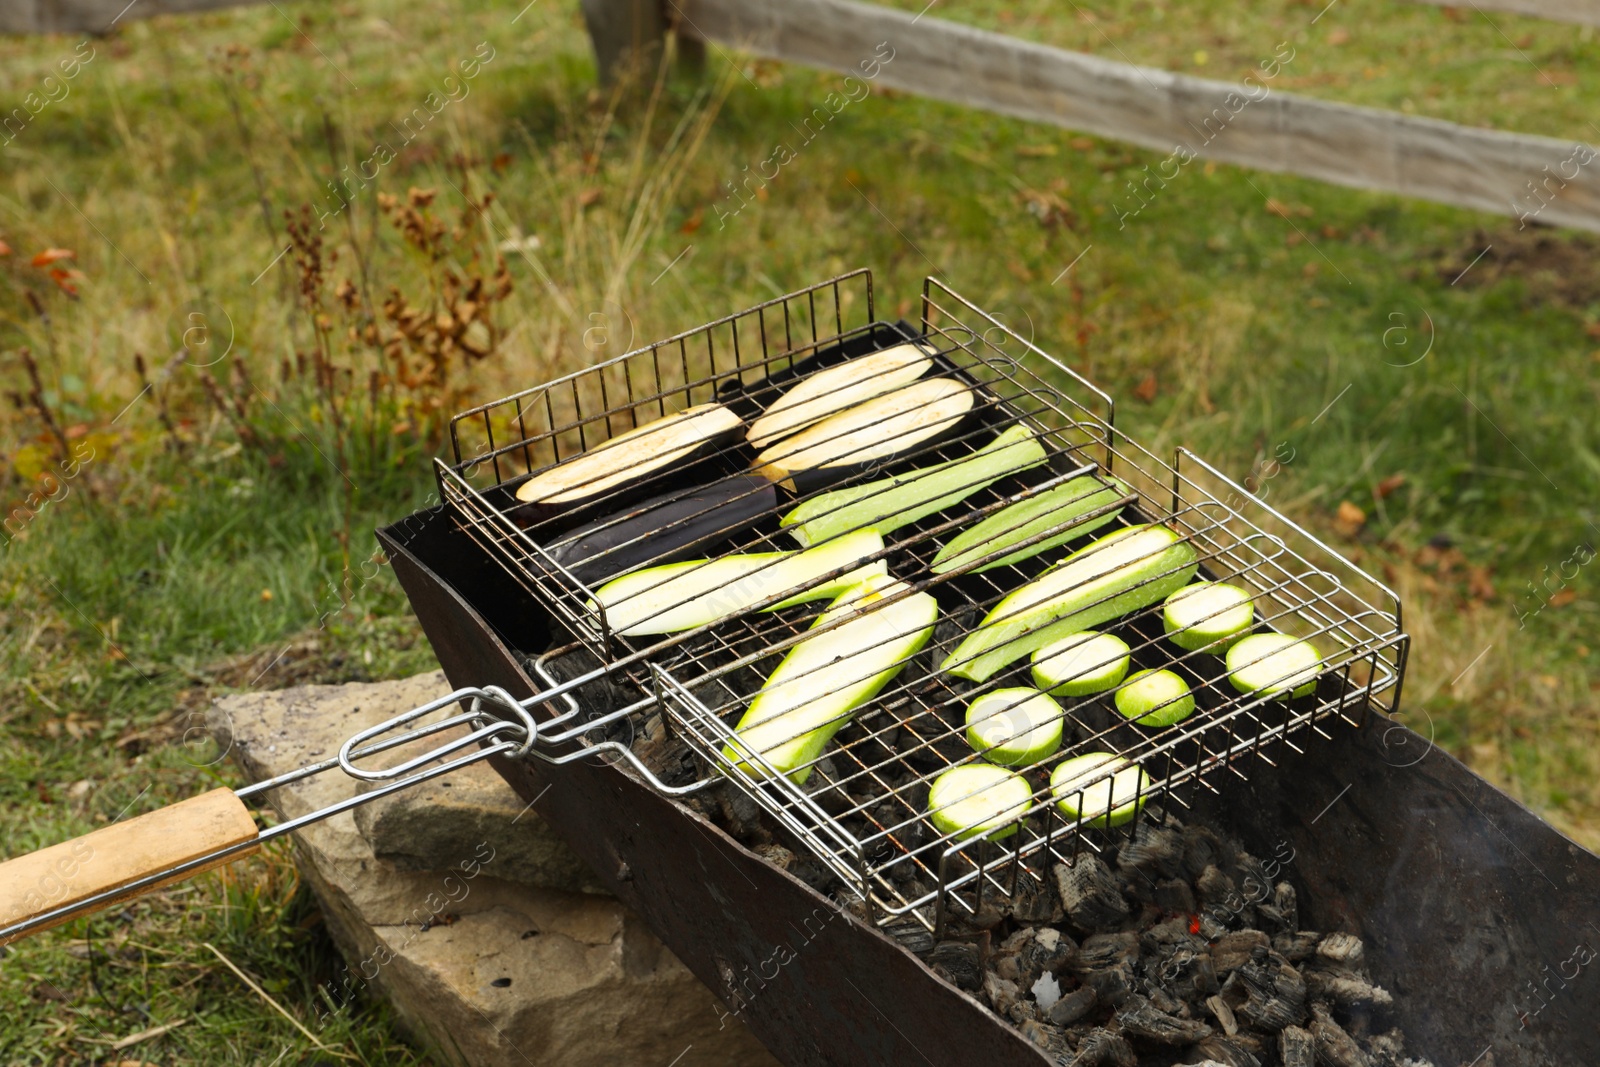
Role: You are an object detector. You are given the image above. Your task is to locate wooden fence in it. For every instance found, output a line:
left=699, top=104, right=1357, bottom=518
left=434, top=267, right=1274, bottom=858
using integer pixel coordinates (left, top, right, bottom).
left=5, top=0, right=1597, bottom=232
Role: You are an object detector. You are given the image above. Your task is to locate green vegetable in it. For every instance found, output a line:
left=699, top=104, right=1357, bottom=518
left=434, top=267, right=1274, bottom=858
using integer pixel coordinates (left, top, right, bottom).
left=926, top=764, right=1034, bottom=842
left=721, top=574, right=937, bottom=784
left=1162, top=581, right=1255, bottom=652
left=591, top=528, right=885, bottom=636
left=781, top=424, right=1046, bottom=548
left=747, top=343, right=933, bottom=450
left=1050, top=753, right=1151, bottom=829
left=1030, top=631, right=1131, bottom=697
left=941, top=525, right=1199, bottom=682
left=1225, top=633, right=1322, bottom=698
left=964, top=687, right=1066, bottom=766
left=1114, top=669, right=1196, bottom=728
left=930, top=474, right=1129, bottom=575
left=750, top=376, right=974, bottom=492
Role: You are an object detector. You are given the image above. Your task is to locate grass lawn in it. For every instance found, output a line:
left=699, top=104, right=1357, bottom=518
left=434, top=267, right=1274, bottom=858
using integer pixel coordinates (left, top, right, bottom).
left=1, top=0, right=1596, bottom=1062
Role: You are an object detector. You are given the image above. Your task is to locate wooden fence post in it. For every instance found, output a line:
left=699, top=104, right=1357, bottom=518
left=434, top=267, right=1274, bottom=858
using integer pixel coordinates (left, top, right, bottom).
left=580, top=0, right=668, bottom=85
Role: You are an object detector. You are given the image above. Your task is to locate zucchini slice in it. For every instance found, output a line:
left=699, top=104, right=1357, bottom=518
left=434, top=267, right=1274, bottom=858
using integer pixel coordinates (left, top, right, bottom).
left=1225, top=633, right=1322, bottom=699
left=515, top=403, right=742, bottom=507
left=941, top=525, right=1199, bottom=682
left=1162, top=581, right=1255, bottom=652
left=781, top=424, right=1046, bottom=548
left=1114, top=669, right=1196, bottom=728
left=1050, top=753, right=1151, bottom=829
left=544, top=475, right=776, bottom=583
left=965, top=687, right=1066, bottom=767
left=927, top=764, right=1034, bottom=842
left=747, top=343, right=934, bottom=450
left=1030, top=631, right=1131, bottom=697
left=750, top=377, right=974, bottom=493
left=591, top=528, right=885, bottom=636
left=722, top=575, right=938, bottom=784
left=931, top=475, right=1129, bottom=575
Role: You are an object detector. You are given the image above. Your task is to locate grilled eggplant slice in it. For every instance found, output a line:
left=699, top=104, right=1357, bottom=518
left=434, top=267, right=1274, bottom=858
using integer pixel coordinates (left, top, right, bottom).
left=746, top=342, right=935, bottom=450
left=964, top=687, right=1066, bottom=767
left=931, top=474, right=1130, bottom=575
left=542, top=475, right=777, bottom=584
left=781, top=424, right=1046, bottom=548
left=1162, top=581, right=1254, bottom=652
left=591, top=528, right=886, bottom=636
left=1225, top=633, right=1321, bottom=698
left=514, top=403, right=742, bottom=512
left=721, top=574, right=937, bottom=784
left=941, top=525, right=1198, bottom=682
left=927, top=764, right=1033, bottom=842
left=940, top=524, right=1196, bottom=684
left=750, top=377, right=974, bottom=493
left=1114, top=668, right=1196, bottom=728
left=1051, top=753, right=1151, bottom=829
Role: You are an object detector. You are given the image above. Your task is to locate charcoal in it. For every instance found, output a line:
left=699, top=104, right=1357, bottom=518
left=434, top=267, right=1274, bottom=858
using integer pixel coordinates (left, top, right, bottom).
left=928, top=940, right=982, bottom=991
left=1231, top=952, right=1308, bottom=1032
left=1309, top=1003, right=1371, bottom=1067
left=1278, top=1025, right=1316, bottom=1067
left=1154, top=878, right=1197, bottom=916
left=1209, top=930, right=1269, bottom=975
left=1018, top=927, right=1078, bottom=986
left=1205, top=994, right=1239, bottom=1037
left=1007, top=999, right=1041, bottom=1025
left=1117, top=822, right=1186, bottom=878
left=1072, top=1027, right=1137, bottom=1067
left=984, top=971, right=1023, bottom=1015
left=1364, top=1028, right=1409, bottom=1067
left=1274, top=931, right=1320, bottom=962
left=1048, top=984, right=1099, bottom=1027
left=1195, top=865, right=1238, bottom=909
left=1183, top=1036, right=1262, bottom=1067
left=1057, top=855, right=1131, bottom=933
left=1080, top=961, right=1136, bottom=1007
left=1197, top=911, right=1230, bottom=941
left=753, top=843, right=795, bottom=870
left=1116, top=994, right=1213, bottom=1045
left=1145, top=916, right=1202, bottom=951
left=1317, top=932, right=1366, bottom=966
left=1020, top=1018, right=1075, bottom=1057
left=1304, top=966, right=1393, bottom=1009
left=1182, top=826, right=1234, bottom=881
left=885, top=920, right=934, bottom=956
left=1012, top=869, right=1065, bottom=924
left=1146, top=985, right=1187, bottom=1017
left=1272, top=883, right=1300, bottom=931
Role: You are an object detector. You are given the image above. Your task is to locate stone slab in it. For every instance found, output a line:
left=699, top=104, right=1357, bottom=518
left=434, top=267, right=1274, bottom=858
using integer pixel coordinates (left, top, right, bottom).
left=208, top=673, right=777, bottom=1067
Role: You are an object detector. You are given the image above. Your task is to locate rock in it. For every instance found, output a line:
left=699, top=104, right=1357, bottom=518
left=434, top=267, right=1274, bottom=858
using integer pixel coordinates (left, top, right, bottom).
left=209, top=674, right=776, bottom=1067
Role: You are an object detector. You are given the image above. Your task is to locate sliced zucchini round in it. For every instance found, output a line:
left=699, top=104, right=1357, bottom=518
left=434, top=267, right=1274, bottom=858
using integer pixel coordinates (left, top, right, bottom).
left=1226, top=633, right=1321, bottom=699
left=1114, top=669, right=1195, bottom=728
left=927, top=764, right=1033, bottom=842
left=964, top=687, right=1066, bottom=767
left=1050, top=752, right=1151, bottom=829
left=1030, top=631, right=1131, bottom=697
left=1162, top=581, right=1255, bottom=652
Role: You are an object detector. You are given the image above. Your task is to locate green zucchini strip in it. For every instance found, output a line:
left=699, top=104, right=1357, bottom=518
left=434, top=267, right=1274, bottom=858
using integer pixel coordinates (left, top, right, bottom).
left=941, top=525, right=1199, bottom=682
left=590, top=528, right=886, bottom=636
left=931, top=474, right=1130, bottom=575
left=781, top=424, right=1046, bottom=548
left=721, top=575, right=938, bottom=784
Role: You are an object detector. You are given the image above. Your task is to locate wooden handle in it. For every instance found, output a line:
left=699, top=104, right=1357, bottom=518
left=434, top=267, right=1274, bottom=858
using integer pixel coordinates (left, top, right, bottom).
left=0, top=788, right=261, bottom=945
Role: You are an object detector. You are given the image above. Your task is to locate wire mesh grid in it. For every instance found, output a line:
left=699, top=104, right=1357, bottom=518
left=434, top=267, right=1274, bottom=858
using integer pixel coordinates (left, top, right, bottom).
left=436, top=271, right=1408, bottom=933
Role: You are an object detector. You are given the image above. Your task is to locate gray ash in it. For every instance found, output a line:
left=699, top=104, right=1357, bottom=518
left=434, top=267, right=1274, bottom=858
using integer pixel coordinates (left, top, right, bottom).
left=929, top=814, right=1432, bottom=1067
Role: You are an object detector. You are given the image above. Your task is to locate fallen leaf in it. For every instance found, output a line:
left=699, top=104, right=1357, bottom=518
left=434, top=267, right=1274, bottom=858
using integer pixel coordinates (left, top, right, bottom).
left=1133, top=371, right=1158, bottom=402
left=1537, top=70, right=1577, bottom=87
left=1007, top=259, right=1035, bottom=283
left=1467, top=566, right=1496, bottom=601
left=1584, top=322, right=1600, bottom=339
left=1069, top=137, right=1096, bottom=151
left=1333, top=499, right=1367, bottom=538
left=1375, top=473, right=1406, bottom=498
left=1302, top=261, right=1319, bottom=279
left=1015, top=144, right=1058, bottom=157
left=577, top=188, right=602, bottom=207
left=1439, top=5, right=1465, bottom=20
left=0, top=238, right=11, bottom=256
left=32, top=247, right=75, bottom=267
left=1327, top=28, right=1350, bottom=45
left=491, top=152, right=512, bottom=172
left=1266, top=198, right=1293, bottom=219
left=679, top=207, right=704, bottom=235
left=1549, top=588, right=1578, bottom=608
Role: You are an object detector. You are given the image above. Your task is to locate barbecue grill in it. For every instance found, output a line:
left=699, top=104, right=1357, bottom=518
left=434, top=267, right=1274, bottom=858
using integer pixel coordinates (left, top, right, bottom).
left=5, top=270, right=1597, bottom=1067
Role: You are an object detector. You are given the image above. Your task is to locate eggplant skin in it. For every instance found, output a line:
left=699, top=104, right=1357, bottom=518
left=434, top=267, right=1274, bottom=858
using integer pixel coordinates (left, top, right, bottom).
left=541, top=475, right=777, bottom=585
left=513, top=403, right=743, bottom=511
